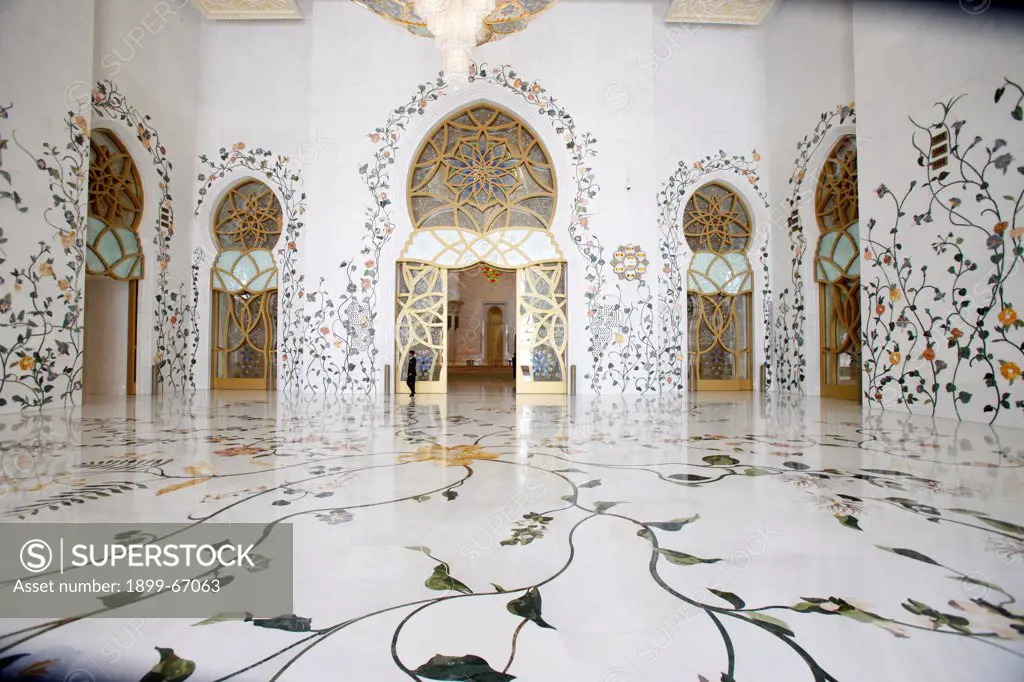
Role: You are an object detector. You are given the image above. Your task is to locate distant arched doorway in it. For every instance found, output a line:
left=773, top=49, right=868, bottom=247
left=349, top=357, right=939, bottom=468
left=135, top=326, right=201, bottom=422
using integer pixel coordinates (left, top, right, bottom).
left=685, top=182, right=754, bottom=391
left=485, top=305, right=505, bottom=365
left=395, top=102, right=566, bottom=395
left=84, top=129, right=145, bottom=397
left=210, top=179, right=283, bottom=390
left=815, top=135, right=861, bottom=401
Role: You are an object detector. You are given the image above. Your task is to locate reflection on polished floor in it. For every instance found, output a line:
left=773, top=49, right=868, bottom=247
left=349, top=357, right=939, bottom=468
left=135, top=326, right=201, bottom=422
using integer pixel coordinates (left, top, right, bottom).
left=1, top=391, right=1023, bottom=681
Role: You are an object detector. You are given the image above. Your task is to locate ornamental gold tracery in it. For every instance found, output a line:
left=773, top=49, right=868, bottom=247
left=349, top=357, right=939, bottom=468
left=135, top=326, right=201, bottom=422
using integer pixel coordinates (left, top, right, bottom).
left=815, top=135, right=861, bottom=400
left=211, top=179, right=284, bottom=389
left=88, top=130, right=144, bottom=279
left=409, top=104, right=556, bottom=235
left=685, top=182, right=753, bottom=391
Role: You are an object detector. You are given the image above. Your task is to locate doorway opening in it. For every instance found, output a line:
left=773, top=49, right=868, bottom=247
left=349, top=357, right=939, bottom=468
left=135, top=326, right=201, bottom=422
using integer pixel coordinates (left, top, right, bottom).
left=83, top=129, right=144, bottom=399
left=448, top=264, right=516, bottom=392
left=210, top=179, right=283, bottom=391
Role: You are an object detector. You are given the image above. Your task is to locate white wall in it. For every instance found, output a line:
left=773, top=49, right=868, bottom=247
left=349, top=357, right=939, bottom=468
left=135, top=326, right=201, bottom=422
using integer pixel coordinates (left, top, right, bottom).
left=854, top=0, right=1024, bottom=425
left=91, top=0, right=203, bottom=395
left=83, top=276, right=129, bottom=395
left=764, top=0, right=855, bottom=396
left=0, top=0, right=95, bottom=411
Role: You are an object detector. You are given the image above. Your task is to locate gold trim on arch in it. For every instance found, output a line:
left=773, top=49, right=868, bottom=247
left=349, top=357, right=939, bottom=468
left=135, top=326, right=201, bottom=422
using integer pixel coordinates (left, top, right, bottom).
left=88, top=129, right=145, bottom=280
left=407, top=102, right=557, bottom=235
left=397, top=226, right=565, bottom=269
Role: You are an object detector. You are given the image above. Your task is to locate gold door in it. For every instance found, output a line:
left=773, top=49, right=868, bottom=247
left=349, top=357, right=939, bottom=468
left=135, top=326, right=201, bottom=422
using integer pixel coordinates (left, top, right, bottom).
left=485, top=305, right=505, bottom=365
left=683, top=183, right=755, bottom=392
left=87, top=130, right=145, bottom=396
left=212, top=287, right=278, bottom=390
left=815, top=136, right=861, bottom=401
left=688, top=288, right=753, bottom=391
left=516, top=263, right=568, bottom=395
left=209, top=180, right=283, bottom=390
left=396, top=262, right=448, bottom=395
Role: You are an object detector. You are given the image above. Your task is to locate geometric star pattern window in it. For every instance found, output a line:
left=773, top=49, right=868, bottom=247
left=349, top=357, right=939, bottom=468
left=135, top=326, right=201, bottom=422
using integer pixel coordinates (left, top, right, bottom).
left=211, top=179, right=284, bottom=389
left=408, top=103, right=556, bottom=235
left=684, top=182, right=753, bottom=391
left=87, top=130, right=144, bottom=280
left=814, top=135, right=861, bottom=401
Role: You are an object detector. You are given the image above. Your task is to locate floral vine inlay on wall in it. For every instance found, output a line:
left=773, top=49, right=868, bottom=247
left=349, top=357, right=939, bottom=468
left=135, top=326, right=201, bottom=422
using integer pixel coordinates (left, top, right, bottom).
left=862, top=78, right=1023, bottom=425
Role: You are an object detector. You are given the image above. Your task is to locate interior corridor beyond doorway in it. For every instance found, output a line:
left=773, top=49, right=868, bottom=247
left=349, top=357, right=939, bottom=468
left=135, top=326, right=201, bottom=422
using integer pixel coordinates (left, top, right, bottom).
left=447, top=264, right=516, bottom=392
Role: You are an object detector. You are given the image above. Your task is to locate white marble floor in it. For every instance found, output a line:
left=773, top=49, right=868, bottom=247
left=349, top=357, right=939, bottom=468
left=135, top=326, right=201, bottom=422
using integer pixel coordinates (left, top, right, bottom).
left=0, top=390, right=1022, bottom=681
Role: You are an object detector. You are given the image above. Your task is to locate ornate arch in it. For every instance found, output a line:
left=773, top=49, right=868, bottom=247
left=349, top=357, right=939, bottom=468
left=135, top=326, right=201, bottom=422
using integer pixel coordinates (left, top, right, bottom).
left=87, top=129, right=144, bottom=279
left=814, top=135, right=861, bottom=400
left=209, top=177, right=284, bottom=389
left=399, top=101, right=563, bottom=269
left=684, top=181, right=755, bottom=391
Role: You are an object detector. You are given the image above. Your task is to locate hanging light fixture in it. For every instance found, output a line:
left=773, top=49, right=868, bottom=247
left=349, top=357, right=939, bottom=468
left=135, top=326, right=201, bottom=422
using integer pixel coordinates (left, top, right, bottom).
left=414, top=0, right=495, bottom=87
left=354, top=1, right=561, bottom=86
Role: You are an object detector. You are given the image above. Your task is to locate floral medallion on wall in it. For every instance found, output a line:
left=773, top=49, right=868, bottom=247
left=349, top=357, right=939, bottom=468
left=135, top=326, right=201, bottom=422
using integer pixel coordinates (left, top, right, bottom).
left=481, top=265, right=504, bottom=285
left=611, top=244, right=649, bottom=281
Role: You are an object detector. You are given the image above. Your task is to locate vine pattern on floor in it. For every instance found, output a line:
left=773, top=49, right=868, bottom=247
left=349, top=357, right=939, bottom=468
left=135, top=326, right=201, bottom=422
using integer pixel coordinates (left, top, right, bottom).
left=2, top=399, right=1020, bottom=679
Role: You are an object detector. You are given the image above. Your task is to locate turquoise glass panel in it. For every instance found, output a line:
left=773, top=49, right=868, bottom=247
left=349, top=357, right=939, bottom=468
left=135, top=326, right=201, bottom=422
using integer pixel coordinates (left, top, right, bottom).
left=250, top=249, right=275, bottom=270
left=834, top=232, right=856, bottom=270
left=233, top=255, right=257, bottom=287
left=86, top=250, right=104, bottom=274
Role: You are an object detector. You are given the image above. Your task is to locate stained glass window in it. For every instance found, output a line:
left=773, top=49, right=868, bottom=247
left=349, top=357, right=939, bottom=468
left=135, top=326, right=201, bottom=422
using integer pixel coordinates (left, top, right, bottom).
left=211, top=179, right=284, bottom=389
left=685, top=182, right=753, bottom=391
left=88, top=130, right=144, bottom=279
left=815, top=135, right=861, bottom=400
left=409, top=104, right=556, bottom=234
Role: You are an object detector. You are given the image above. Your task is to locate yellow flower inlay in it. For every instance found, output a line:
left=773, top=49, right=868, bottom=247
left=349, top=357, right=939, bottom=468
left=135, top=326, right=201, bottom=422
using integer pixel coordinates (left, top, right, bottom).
left=399, top=444, right=500, bottom=467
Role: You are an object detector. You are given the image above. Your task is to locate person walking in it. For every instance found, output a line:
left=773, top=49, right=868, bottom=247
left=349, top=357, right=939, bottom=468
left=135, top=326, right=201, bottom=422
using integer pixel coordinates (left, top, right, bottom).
left=406, top=351, right=417, bottom=397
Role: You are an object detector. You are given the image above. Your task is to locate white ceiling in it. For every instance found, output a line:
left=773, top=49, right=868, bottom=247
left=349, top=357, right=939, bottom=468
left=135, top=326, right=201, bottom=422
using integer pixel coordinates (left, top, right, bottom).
left=190, top=0, right=302, bottom=20
left=665, top=0, right=775, bottom=25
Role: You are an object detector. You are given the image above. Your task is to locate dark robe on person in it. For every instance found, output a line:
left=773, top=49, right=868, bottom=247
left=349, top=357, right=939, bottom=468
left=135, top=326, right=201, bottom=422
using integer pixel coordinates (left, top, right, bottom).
left=406, top=355, right=417, bottom=396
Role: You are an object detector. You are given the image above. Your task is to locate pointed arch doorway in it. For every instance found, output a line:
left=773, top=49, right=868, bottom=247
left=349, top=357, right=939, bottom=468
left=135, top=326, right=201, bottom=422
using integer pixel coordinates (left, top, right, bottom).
left=394, top=102, right=567, bottom=395
left=84, top=129, right=145, bottom=398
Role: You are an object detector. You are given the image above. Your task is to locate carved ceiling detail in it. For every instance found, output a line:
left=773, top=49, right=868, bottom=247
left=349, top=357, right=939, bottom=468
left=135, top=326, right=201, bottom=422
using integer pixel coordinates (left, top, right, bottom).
left=190, top=0, right=302, bottom=20
left=665, top=0, right=775, bottom=25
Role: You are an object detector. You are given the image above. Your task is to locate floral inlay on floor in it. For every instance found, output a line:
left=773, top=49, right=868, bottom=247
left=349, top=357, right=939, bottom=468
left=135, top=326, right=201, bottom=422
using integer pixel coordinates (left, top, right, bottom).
left=0, top=392, right=1022, bottom=681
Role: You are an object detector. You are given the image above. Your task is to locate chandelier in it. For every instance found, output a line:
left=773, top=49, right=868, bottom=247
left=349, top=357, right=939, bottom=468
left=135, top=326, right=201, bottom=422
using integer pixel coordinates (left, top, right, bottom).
left=354, top=0, right=561, bottom=86
left=415, top=0, right=494, bottom=86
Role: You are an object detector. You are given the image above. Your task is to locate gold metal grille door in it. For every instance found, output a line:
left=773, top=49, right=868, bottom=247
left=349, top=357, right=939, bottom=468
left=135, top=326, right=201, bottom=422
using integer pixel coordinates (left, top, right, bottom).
left=517, top=263, right=568, bottom=394
left=395, top=263, right=448, bottom=395
left=815, top=136, right=861, bottom=401
left=210, top=180, right=283, bottom=390
left=86, top=129, right=145, bottom=395
left=684, top=183, right=754, bottom=391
